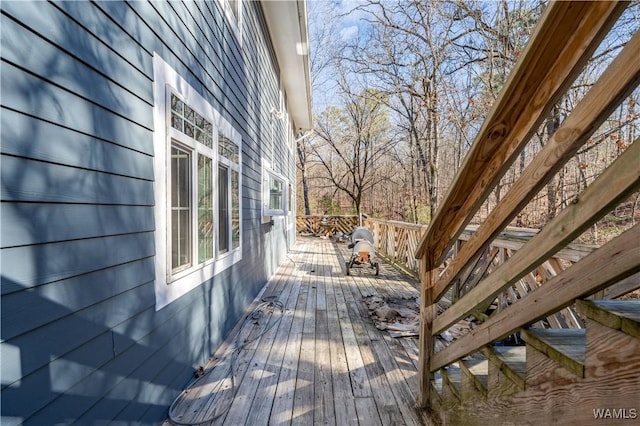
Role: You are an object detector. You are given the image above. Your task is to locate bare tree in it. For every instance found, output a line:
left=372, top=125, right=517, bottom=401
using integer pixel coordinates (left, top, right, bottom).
left=311, top=86, right=395, bottom=215
left=303, top=0, right=639, bottom=233
left=340, top=0, right=452, bottom=220
left=298, top=0, right=343, bottom=215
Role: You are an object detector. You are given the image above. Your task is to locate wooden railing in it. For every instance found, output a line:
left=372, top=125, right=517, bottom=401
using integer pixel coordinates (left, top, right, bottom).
left=296, top=215, right=428, bottom=274
left=296, top=3, right=640, bottom=418
left=364, top=218, right=427, bottom=275
left=296, top=215, right=360, bottom=236
left=412, top=1, right=640, bottom=408
left=364, top=218, right=593, bottom=327
left=298, top=215, right=595, bottom=330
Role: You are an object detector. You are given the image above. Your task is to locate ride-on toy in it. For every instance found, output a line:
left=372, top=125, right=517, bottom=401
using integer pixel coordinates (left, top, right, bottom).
left=345, top=227, right=379, bottom=276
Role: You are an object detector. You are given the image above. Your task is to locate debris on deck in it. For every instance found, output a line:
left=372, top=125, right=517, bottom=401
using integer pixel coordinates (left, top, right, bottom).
left=363, top=295, right=421, bottom=337
left=363, top=295, right=477, bottom=351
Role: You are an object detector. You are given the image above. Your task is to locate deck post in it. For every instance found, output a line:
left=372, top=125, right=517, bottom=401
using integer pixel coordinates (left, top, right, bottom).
left=417, top=254, right=437, bottom=407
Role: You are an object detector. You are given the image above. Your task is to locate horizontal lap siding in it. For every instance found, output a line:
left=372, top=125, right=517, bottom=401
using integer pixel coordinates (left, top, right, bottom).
left=1, top=108, right=154, bottom=179
left=1, top=233, right=155, bottom=292
left=1, top=155, right=154, bottom=205
left=1, top=0, right=292, bottom=424
left=1, top=204, right=154, bottom=247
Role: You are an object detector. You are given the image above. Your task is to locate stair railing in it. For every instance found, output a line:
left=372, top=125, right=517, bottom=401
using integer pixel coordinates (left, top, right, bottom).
left=412, top=1, right=640, bottom=407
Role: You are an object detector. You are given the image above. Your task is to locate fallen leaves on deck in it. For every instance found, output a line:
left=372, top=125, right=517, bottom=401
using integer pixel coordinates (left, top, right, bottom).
left=362, top=295, right=477, bottom=351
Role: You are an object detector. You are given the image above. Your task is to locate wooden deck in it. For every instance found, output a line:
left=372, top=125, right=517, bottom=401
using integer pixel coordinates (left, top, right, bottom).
left=164, top=236, right=433, bottom=425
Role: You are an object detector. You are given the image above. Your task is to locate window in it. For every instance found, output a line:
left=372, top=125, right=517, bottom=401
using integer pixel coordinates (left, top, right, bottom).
left=218, top=134, right=241, bottom=254
left=218, top=164, right=229, bottom=254
left=169, top=94, right=216, bottom=272
left=262, top=160, right=288, bottom=220
left=171, top=144, right=192, bottom=272
left=231, top=169, right=240, bottom=248
left=198, top=154, right=214, bottom=263
left=270, top=176, right=283, bottom=211
left=288, top=183, right=293, bottom=214
left=153, top=55, right=242, bottom=310
left=166, top=93, right=218, bottom=281
left=171, top=94, right=213, bottom=147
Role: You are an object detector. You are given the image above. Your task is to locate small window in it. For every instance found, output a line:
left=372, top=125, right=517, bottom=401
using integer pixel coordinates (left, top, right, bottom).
left=270, top=176, right=284, bottom=211
left=262, top=160, right=288, bottom=220
left=171, top=94, right=213, bottom=148
left=219, top=135, right=239, bottom=163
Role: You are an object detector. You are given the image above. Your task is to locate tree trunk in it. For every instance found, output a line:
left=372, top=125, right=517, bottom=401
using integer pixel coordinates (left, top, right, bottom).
left=545, top=107, right=561, bottom=221
left=302, top=170, right=311, bottom=215
left=297, top=143, right=311, bottom=215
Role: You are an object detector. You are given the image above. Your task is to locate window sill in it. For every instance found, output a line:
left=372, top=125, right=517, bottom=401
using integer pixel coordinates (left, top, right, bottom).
left=156, top=248, right=242, bottom=310
left=264, top=208, right=286, bottom=217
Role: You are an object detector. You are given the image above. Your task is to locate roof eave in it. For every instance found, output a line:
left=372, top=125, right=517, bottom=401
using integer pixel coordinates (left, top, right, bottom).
left=262, top=0, right=313, bottom=131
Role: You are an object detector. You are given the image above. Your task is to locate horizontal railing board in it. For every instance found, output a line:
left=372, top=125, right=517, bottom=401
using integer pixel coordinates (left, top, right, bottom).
left=431, top=223, right=640, bottom=372
left=433, top=138, right=640, bottom=335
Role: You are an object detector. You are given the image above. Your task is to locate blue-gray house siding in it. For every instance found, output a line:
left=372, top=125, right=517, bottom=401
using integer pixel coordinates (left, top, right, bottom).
left=1, top=0, right=306, bottom=423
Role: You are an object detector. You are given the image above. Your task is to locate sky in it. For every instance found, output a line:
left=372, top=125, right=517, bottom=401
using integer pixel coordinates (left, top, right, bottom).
left=307, top=0, right=372, bottom=111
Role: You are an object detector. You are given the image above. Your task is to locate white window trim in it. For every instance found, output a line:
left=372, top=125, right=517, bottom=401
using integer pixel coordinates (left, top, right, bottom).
left=153, top=54, right=242, bottom=310
left=262, top=159, right=289, bottom=222
left=219, top=0, right=243, bottom=46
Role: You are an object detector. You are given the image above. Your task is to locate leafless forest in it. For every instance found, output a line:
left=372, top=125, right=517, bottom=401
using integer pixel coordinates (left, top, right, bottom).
left=297, top=0, right=640, bottom=245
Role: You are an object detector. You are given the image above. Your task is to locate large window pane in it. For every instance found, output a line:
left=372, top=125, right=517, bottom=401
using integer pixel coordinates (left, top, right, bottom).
left=231, top=170, right=240, bottom=249
left=198, top=155, right=213, bottom=263
left=218, top=165, right=229, bottom=254
left=270, top=176, right=283, bottom=210
left=171, top=145, right=191, bottom=271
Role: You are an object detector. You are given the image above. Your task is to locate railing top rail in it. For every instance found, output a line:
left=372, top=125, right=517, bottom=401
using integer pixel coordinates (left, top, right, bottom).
left=365, top=218, right=428, bottom=232
left=297, top=214, right=363, bottom=218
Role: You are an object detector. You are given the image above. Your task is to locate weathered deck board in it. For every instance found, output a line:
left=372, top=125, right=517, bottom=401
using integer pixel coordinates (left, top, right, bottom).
left=243, top=253, right=306, bottom=426
left=272, top=241, right=315, bottom=426
left=333, top=245, right=423, bottom=426
left=325, top=244, right=359, bottom=425
left=164, top=237, right=433, bottom=425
